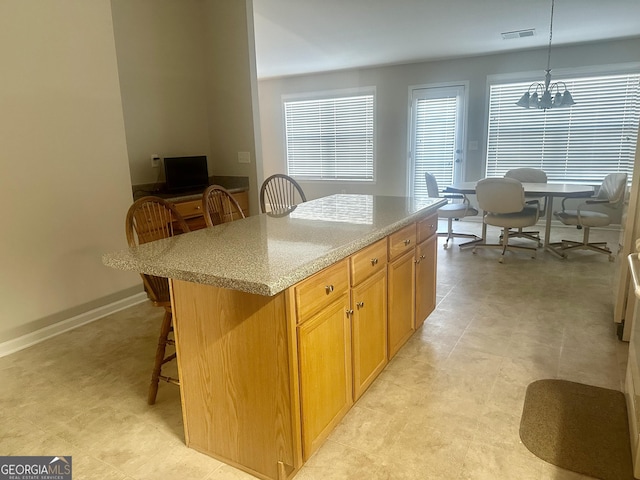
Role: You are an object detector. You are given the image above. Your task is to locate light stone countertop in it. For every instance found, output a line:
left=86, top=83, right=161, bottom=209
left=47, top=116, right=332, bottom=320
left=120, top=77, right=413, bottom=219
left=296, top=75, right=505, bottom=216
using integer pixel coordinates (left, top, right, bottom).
left=103, top=194, right=447, bottom=296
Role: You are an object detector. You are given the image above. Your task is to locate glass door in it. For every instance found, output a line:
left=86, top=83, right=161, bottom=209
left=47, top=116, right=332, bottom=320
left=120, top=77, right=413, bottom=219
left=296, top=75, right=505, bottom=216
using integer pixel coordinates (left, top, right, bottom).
left=408, top=84, right=466, bottom=200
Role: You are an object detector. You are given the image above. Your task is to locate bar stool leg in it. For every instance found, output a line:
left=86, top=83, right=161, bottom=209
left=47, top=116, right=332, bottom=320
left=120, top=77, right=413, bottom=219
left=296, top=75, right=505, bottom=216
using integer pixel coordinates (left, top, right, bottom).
left=148, top=308, right=173, bottom=405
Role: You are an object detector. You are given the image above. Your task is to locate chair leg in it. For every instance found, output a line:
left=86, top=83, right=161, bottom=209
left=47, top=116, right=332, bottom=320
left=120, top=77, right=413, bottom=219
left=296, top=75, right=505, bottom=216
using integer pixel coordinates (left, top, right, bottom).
left=548, top=227, right=614, bottom=261
left=148, top=307, right=173, bottom=405
left=437, top=217, right=481, bottom=250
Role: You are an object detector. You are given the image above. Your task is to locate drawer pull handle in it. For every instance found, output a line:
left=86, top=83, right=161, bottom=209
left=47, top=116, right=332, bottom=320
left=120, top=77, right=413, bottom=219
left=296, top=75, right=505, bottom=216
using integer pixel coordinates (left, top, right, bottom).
left=404, top=239, right=411, bottom=246
left=370, top=258, right=378, bottom=266
left=325, top=285, right=334, bottom=294
left=196, top=205, right=201, bottom=210
left=356, top=301, right=365, bottom=309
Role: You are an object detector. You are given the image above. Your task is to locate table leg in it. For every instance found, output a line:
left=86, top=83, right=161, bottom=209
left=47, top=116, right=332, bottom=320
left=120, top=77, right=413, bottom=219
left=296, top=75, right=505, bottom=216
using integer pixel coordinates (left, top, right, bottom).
left=543, top=195, right=564, bottom=258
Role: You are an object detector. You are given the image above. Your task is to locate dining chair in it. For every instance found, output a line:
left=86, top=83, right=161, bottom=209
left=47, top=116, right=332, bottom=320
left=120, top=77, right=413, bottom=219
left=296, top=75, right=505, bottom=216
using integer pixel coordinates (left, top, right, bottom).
left=425, top=172, right=480, bottom=249
left=125, top=196, right=190, bottom=404
left=260, top=174, right=307, bottom=213
left=202, top=184, right=246, bottom=227
left=472, top=177, right=540, bottom=263
left=503, top=168, right=547, bottom=246
left=551, top=173, right=627, bottom=260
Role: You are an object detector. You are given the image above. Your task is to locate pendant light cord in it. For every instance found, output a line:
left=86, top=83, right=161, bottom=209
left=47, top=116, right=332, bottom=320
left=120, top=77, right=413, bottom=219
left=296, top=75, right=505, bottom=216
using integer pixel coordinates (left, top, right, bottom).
left=546, top=0, right=554, bottom=72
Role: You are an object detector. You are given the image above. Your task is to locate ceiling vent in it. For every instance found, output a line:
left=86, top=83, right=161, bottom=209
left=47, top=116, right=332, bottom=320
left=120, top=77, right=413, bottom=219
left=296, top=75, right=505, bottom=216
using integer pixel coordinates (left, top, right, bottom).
left=501, top=29, right=535, bottom=40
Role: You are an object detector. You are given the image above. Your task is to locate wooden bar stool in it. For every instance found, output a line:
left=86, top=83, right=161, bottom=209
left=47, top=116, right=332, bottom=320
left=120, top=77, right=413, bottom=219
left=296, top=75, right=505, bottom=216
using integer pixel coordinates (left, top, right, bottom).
left=125, top=196, right=190, bottom=404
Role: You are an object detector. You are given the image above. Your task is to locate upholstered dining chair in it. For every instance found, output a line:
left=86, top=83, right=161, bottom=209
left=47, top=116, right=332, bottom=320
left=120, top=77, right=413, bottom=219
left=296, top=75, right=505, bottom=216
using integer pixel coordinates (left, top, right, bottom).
left=125, top=196, right=190, bottom=405
left=551, top=172, right=627, bottom=260
left=503, top=168, right=547, bottom=246
left=473, top=177, right=540, bottom=263
left=260, top=174, right=307, bottom=213
left=425, top=172, right=479, bottom=249
left=202, top=184, right=246, bottom=227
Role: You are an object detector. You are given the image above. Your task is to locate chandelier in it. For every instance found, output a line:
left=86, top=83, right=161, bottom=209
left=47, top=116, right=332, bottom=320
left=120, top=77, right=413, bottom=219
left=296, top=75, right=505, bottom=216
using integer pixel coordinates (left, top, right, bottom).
left=516, top=0, right=576, bottom=110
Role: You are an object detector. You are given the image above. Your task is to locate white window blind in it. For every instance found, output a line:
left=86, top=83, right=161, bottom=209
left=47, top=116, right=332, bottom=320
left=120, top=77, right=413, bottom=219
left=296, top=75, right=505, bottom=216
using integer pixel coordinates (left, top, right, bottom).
left=284, top=93, right=374, bottom=181
left=412, top=96, right=458, bottom=200
left=487, top=73, right=640, bottom=183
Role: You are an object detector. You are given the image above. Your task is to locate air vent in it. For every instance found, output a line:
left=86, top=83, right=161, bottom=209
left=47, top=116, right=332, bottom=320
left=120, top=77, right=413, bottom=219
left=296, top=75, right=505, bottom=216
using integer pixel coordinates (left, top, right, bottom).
left=501, top=29, right=535, bottom=40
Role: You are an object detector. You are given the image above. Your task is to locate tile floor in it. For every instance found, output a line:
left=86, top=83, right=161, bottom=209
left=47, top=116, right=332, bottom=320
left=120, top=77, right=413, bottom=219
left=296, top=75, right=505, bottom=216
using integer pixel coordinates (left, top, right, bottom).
left=0, top=220, right=630, bottom=479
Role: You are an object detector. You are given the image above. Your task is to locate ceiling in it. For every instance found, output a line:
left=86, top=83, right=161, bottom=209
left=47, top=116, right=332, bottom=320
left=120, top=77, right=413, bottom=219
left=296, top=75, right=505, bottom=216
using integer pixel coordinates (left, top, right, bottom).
left=252, top=0, right=640, bottom=79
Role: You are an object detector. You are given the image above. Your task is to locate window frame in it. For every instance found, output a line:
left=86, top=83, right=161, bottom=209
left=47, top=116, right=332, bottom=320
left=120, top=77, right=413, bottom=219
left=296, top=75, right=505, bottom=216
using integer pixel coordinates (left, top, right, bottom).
left=281, top=87, right=377, bottom=183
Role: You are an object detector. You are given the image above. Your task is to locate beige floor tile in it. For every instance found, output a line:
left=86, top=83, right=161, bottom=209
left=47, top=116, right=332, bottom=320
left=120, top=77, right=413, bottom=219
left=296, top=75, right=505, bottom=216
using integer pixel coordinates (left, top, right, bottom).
left=0, top=219, right=629, bottom=479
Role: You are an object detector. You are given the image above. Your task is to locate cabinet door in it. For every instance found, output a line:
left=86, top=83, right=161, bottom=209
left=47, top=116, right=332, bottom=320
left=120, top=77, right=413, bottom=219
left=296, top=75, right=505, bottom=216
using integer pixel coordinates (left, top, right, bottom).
left=415, top=234, right=437, bottom=329
left=387, top=249, right=415, bottom=359
left=352, top=268, right=387, bottom=400
left=297, top=294, right=352, bottom=460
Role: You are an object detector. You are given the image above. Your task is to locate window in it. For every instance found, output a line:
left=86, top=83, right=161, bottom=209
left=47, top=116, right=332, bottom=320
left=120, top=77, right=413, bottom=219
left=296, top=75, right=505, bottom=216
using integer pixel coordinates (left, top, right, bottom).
left=284, top=91, right=375, bottom=181
left=486, top=72, right=640, bottom=183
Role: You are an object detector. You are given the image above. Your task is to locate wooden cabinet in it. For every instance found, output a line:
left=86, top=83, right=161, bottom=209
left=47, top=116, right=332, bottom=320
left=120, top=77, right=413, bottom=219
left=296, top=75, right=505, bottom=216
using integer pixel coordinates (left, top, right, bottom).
left=387, top=223, right=417, bottom=359
left=416, top=234, right=437, bottom=328
left=351, top=268, right=387, bottom=400
left=387, top=248, right=416, bottom=359
left=171, top=189, right=249, bottom=231
left=415, top=214, right=438, bottom=329
left=170, top=211, right=439, bottom=479
left=294, top=260, right=351, bottom=460
left=350, top=239, right=387, bottom=400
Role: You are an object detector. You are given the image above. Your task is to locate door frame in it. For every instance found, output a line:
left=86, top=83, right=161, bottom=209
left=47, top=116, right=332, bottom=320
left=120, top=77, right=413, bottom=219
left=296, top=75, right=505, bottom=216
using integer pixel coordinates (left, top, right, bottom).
left=406, top=81, right=469, bottom=197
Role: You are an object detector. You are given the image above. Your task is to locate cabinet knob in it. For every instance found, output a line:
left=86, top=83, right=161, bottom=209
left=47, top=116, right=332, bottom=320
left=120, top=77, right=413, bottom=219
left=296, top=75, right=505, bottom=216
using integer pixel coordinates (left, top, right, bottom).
left=196, top=205, right=201, bottom=210
left=346, top=309, right=354, bottom=317
left=325, top=285, right=334, bottom=294
left=356, top=301, right=365, bottom=309
left=404, top=239, right=411, bottom=246
left=420, top=254, right=426, bottom=260
left=370, top=258, right=378, bottom=266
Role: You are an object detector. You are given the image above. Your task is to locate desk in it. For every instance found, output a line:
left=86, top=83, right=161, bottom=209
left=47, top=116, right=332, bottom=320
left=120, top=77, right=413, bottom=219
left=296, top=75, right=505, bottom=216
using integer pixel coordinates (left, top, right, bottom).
left=445, top=182, right=595, bottom=257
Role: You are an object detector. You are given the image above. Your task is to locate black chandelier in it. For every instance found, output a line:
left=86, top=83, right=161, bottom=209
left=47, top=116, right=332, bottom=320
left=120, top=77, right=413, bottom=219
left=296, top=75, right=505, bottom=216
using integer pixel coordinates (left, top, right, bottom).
left=516, top=0, right=576, bottom=111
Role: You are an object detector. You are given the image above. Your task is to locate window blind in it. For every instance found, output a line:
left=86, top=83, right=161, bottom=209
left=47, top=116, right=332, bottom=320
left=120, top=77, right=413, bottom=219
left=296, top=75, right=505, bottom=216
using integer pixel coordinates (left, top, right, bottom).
left=487, top=73, right=640, bottom=183
left=284, top=94, right=374, bottom=181
left=412, top=96, right=458, bottom=200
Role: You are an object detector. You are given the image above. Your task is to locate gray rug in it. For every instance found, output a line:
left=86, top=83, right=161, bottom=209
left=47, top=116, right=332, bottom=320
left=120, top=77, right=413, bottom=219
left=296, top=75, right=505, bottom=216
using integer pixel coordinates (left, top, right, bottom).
left=519, top=379, right=634, bottom=480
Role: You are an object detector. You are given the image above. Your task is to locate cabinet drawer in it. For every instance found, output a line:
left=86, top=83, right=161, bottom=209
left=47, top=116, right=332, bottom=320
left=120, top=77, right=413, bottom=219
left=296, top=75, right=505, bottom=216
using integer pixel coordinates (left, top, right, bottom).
left=172, top=199, right=204, bottom=219
left=417, top=213, right=438, bottom=243
left=294, top=259, right=349, bottom=323
left=350, top=239, right=387, bottom=286
left=388, top=223, right=416, bottom=261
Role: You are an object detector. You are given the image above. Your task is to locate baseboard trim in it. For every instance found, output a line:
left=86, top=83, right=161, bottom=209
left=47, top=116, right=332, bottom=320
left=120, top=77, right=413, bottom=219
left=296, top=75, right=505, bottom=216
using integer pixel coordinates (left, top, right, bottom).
left=0, top=292, right=148, bottom=358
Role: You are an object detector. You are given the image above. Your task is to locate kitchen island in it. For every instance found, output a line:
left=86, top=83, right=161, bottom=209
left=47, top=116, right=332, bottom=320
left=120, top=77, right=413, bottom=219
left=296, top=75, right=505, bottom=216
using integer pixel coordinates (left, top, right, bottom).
left=103, top=194, right=446, bottom=480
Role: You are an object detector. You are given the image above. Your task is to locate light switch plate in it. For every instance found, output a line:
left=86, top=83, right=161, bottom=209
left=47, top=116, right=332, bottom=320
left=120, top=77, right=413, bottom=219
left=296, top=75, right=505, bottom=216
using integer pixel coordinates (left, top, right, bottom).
left=238, top=152, right=251, bottom=164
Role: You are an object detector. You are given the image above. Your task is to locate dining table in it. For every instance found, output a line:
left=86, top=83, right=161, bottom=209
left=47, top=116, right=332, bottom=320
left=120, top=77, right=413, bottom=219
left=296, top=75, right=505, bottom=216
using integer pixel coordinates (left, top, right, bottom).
left=444, top=181, right=596, bottom=257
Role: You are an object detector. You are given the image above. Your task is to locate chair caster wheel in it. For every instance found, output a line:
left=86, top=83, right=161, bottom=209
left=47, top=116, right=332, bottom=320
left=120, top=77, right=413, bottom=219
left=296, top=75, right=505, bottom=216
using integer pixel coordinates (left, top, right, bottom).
left=609, top=255, right=615, bottom=262
left=498, top=257, right=504, bottom=264
left=443, top=243, right=448, bottom=250
left=472, top=248, right=477, bottom=255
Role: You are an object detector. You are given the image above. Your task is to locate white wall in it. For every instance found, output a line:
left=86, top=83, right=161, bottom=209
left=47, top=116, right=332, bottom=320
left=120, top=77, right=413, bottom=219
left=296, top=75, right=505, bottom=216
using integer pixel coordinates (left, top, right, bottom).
left=258, top=38, right=640, bottom=201
left=111, top=0, right=261, bottom=214
left=111, top=0, right=212, bottom=186
left=0, top=1, right=140, bottom=343
left=202, top=0, right=260, bottom=215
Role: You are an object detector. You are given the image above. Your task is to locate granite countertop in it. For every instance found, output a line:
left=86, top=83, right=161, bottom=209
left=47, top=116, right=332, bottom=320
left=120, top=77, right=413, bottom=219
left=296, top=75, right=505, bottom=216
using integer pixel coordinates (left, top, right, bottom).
left=103, top=194, right=447, bottom=296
